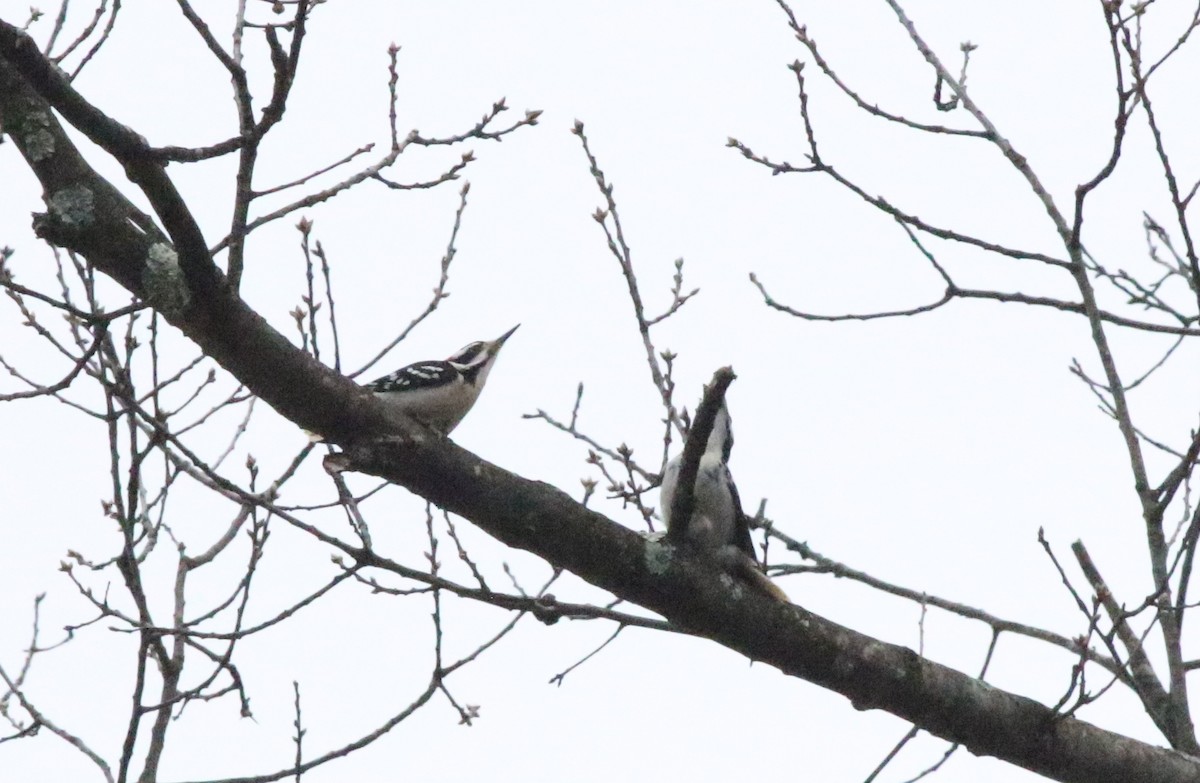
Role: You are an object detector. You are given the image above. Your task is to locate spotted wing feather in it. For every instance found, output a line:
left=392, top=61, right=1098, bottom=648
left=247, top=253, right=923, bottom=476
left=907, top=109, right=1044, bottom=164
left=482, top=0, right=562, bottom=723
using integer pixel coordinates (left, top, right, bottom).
left=367, top=361, right=459, bottom=393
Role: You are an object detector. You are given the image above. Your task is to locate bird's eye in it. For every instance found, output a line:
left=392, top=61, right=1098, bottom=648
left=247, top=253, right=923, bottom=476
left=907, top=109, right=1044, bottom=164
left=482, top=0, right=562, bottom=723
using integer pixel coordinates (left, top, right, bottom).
left=450, top=342, right=486, bottom=364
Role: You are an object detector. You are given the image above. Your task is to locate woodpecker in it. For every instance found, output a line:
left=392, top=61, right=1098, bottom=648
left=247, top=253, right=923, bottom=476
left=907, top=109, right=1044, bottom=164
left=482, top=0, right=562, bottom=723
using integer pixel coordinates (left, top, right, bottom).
left=659, top=400, right=787, bottom=601
left=364, top=324, right=519, bottom=435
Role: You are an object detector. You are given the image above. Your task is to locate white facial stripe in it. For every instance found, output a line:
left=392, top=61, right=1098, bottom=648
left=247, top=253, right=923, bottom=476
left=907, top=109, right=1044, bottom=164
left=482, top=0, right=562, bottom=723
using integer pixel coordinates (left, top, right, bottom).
left=448, top=341, right=487, bottom=365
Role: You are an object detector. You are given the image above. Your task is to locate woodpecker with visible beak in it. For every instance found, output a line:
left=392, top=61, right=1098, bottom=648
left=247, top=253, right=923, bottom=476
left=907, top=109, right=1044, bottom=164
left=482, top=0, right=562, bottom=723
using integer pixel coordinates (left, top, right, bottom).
left=660, top=399, right=787, bottom=602
left=364, top=324, right=519, bottom=435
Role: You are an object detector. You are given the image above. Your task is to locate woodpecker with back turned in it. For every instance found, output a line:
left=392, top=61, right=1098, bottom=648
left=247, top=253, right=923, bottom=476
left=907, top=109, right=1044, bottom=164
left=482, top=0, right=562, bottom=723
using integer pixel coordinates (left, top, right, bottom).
left=660, top=396, right=788, bottom=602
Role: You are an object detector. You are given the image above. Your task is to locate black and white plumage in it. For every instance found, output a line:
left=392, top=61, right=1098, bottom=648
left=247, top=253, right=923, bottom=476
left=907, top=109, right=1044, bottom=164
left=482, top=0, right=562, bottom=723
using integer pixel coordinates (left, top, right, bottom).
left=364, top=324, right=519, bottom=434
left=659, top=399, right=787, bottom=602
left=659, top=401, right=755, bottom=562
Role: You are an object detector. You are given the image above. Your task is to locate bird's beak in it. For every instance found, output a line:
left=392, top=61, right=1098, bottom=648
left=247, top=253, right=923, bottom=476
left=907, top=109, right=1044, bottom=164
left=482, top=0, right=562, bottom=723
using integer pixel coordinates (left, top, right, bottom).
left=491, top=323, right=520, bottom=350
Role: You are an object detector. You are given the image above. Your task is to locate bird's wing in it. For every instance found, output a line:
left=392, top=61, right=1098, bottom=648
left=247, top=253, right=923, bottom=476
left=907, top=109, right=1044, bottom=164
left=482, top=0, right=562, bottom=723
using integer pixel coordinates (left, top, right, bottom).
left=726, top=466, right=757, bottom=564
left=366, top=361, right=458, bottom=392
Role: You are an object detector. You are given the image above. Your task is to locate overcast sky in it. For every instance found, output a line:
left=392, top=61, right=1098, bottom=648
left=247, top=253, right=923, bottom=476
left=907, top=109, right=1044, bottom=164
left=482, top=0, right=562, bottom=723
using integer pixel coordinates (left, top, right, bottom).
left=3, top=2, right=1200, bottom=782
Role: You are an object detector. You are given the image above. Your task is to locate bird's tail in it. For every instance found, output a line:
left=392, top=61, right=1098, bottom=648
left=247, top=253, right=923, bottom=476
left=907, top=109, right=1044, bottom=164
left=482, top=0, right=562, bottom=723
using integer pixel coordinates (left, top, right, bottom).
left=734, top=552, right=790, bottom=603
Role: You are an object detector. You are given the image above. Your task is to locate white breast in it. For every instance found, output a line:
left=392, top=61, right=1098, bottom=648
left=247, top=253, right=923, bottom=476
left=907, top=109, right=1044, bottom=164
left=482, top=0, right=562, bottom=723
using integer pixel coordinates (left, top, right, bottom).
left=660, top=453, right=737, bottom=551
left=375, top=379, right=481, bottom=434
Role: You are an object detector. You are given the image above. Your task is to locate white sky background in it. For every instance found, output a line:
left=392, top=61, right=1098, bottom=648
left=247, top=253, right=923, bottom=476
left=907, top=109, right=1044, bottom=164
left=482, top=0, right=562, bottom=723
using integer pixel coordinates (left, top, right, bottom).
left=2, top=1, right=1199, bottom=781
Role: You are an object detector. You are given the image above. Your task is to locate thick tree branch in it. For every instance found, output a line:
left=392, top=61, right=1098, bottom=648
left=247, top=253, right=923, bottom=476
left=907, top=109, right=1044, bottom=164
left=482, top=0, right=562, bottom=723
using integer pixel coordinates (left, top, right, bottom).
left=335, top=437, right=1200, bottom=783
left=0, top=45, right=401, bottom=442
